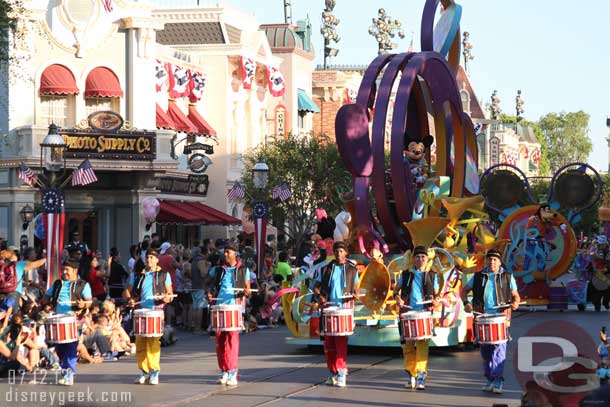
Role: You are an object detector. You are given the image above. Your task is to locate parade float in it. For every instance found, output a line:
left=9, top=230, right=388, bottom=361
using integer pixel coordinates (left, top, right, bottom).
left=284, top=0, right=486, bottom=347
left=280, top=0, right=605, bottom=348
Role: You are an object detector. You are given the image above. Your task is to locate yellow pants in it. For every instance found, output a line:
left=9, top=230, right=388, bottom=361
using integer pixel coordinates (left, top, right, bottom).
left=136, top=336, right=161, bottom=373
left=402, top=339, right=430, bottom=376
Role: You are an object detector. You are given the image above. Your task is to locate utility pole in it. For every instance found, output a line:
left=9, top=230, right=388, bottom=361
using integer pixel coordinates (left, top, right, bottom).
left=284, top=0, right=292, bottom=24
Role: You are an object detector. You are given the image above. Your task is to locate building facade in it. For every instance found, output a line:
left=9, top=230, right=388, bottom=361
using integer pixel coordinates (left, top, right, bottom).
left=0, top=0, right=307, bottom=257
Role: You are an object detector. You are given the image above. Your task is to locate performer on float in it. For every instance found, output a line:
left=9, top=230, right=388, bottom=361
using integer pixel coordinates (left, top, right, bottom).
left=587, top=235, right=610, bottom=311
left=42, top=259, right=92, bottom=386
left=125, top=249, right=174, bottom=385
left=392, top=245, right=439, bottom=390
left=523, top=204, right=567, bottom=276
left=314, top=241, right=359, bottom=387
left=207, top=243, right=251, bottom=386
left=461, top=249, right=520, bottom=394
left=403, top=135, right=434, bottom=189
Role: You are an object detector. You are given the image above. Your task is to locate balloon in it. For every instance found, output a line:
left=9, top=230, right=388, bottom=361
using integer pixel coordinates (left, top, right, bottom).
left=33, top=213, right=44, bottom=240
left=142, top=198, right=160, bottom=224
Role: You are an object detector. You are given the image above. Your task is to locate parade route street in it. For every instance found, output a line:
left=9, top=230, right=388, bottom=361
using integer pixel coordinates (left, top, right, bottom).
left=0, top=309, right=606, bottom=407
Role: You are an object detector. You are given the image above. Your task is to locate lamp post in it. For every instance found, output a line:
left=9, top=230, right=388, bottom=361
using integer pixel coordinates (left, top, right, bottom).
left=516, top=90, right=525, bottom=122
left=20, top=204, right=34, bottom=230
left=17, top=123, right=98, bottom=288
left=462, top=31, right=474, bottom=73
left=40, top=123, right=67, bottom=187
left=368, top=8, right=405, bottom=55
left=321, top=0, right=340, bottom=69
left=252, top=156, right=270, bottom=277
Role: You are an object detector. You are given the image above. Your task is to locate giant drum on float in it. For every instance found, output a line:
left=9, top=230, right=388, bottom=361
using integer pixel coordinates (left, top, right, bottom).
left=210, top=304, right=243, bottom=332
left=399, top=311, right=433, bottom=341
left=322, top=307, right=354, bottom=336
left=475, top=313, right=508, bottom=344
left=45, top=314, right=78, bottom=344
left=133, top=308, right=165, bottom=337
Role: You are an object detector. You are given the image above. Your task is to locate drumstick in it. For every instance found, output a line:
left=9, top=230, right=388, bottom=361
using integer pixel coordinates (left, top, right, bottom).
left=58, top=300, right=93, bottom=305
left=226, top=288, right=259, bottom=292
left=492, top=301, right=527, bottom=309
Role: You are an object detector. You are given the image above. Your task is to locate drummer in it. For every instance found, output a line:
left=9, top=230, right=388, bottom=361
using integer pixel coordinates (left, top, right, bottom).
left=313, top=241, right=359, bottom=388
left=124, top=249, right=174, bottom=385
left=42, top=259, right=92, bottom=386
left=207, top=243, right=251, bottom=386
left=461, top=248, right=520, bottom=394
left=393, top=245, right=439, bottom=390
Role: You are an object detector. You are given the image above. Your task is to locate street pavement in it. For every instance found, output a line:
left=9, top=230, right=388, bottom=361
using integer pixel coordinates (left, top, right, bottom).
left=0, top=307, right=608, bottom=407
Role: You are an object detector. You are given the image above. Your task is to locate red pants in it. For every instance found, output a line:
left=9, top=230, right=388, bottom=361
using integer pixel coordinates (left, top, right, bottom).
left=216, top=331, right=239, bottom=372
left=323, top=335, right=348, bottom=374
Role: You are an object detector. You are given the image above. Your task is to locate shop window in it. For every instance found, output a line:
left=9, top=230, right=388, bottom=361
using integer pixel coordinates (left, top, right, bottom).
left=85, top=96, right=119, bottom=116
left=40, top=95, right=75, bottom=127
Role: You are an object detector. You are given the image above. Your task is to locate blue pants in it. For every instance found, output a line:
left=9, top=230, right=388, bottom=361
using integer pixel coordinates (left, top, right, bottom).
left=480, top=342, right=507, bottom=380
left=55, top=341, right=78, bottom=374
left=523, top=240, right=546, bottom=272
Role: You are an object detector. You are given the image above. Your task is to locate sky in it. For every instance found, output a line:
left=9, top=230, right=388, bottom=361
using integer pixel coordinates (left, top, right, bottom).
left=227, top=0, right=610, bottom=172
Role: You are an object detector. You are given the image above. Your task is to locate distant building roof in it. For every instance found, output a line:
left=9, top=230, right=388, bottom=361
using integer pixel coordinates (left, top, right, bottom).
left=456, top=65, right=485, bottom=120
left=516, top=123, right=539, bottom=144
left=315, top=64, right=368, bottom=74
left=262, top=24, right=304, bottom=50
left=156, top=22, right=225, bottom=45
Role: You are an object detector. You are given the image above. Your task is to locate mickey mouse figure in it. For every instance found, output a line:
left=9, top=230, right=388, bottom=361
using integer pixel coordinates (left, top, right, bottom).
left=403, top=135, right=434, bottom=189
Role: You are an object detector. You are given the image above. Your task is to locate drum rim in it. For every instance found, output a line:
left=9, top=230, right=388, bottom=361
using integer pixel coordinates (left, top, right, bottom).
left=324, top=308, right=354, bottom=316
left=210, top=304, right=242, bottom=310
left=399, top=311, right=433, bottom=318
left=133, top=309, right=165, bottom=316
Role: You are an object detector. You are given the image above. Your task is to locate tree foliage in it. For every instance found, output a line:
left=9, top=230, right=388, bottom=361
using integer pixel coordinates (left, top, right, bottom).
left=240, top=134, right=352, bottom=251
left=0, top=0, right=24, bottom=64
left=500, top=113, right=550, bottom=175
left=537, top=111, right=592, bottom=173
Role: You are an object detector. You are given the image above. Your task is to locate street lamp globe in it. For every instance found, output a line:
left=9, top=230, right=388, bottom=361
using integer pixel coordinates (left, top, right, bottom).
left=40, top=123, right=66, bottom=172
left=252, top=156, right=269, bottom=189
left=20, top=204, right=35, bottom=228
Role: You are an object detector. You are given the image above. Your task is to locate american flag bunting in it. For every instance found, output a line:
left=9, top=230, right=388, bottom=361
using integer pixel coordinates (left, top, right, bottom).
left=227, top=182, right=245, bottom=201
left=272, top=182, right=291, bottom=202
left=72, top=159, right=98, bottom=186
left=18, top=163, right=37, bottom=187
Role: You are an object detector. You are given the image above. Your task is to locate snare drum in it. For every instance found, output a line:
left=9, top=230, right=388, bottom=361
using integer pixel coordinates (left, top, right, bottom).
left=133, top=309, right=165, bottom=337
left=45, top=314, right=78, bottom=344
left=322, top=307, right=354, bottom=336
left=475, top=313, right=508, bottom=345
left=399, top=311, right=433, bottom=341
left=210, top=304, right=243, bottom=332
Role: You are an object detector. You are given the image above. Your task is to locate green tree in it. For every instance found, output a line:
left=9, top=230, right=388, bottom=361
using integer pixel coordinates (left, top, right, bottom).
left=0, top=1, right=24, bottom=63
left=240, top=134, right=352, bottom=251
left=537, top=111, right=592, bottom=173
left=499, top=114, right=550, bottom=175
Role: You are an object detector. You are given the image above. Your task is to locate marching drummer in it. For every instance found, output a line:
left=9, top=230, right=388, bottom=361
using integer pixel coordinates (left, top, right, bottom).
left=124, top=249, right=174, bottom=385
left=207, top=243, right=251, bottom=386
left=393, top=245, right=439, bottom=390
left=42, top=259, right=92, bottom=386
left=313, top=241, right=359, bottom=388
left=461, top=248, right=520, bottom=394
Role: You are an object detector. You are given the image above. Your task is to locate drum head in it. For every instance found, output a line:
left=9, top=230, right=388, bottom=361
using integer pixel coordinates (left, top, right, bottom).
left=553, top=169, right=595, bottom=208
left=481, top=169, right=525, bottom=209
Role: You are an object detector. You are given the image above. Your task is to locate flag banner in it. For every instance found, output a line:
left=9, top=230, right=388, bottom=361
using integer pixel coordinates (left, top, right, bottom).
left=266, top=65, right=286, bottom=97
left=240, top=56, right=256, bottom=89
left=41, top=188, right=65, bottom=289
left=72, top=159, right=98, bottom=186
left=168, top=64, right=191, bottom=98
left=18, top=163, right=37, bottom=187
left=155, top=59, right=169, bottom=92
left=272, top=182, right=291, bottom=202
left=227, top=182, right=245, bottom=201
left=254, top=215, right=267, bottom=277
left=189, top=71, right=207, bottom=103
